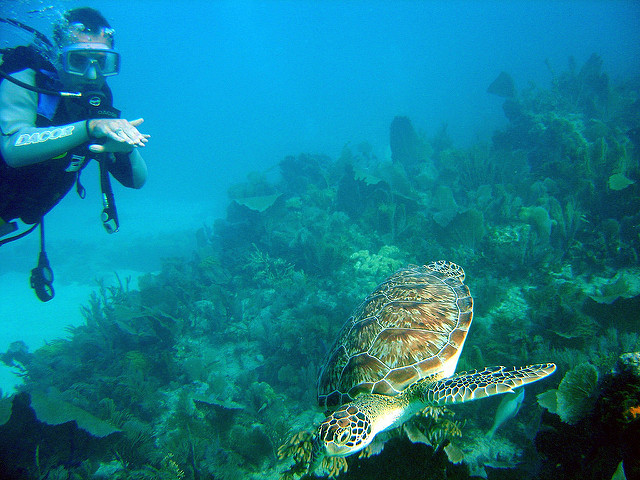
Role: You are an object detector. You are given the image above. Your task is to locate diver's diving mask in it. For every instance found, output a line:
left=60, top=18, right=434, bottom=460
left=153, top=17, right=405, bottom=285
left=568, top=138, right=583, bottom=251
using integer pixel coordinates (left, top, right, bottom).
left=61, top=43, right=120, bottom=77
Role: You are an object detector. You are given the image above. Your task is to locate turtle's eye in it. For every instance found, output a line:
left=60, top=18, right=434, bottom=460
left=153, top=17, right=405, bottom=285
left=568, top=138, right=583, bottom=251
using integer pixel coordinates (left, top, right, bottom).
left=335, top=428, right=351, bottom=445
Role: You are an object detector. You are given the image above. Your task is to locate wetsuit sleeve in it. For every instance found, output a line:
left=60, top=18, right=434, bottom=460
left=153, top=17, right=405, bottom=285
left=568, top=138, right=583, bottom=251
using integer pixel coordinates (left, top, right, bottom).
left=0, top=69, right=91, bottom=168
left=109, top=148, right=147, bottom=189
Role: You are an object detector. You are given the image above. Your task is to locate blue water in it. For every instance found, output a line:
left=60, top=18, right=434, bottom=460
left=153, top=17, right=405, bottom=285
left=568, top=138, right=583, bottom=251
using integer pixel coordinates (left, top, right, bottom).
left=0, top=0, right=638, bottom=395
left=0, top=2, right=639, bottom=479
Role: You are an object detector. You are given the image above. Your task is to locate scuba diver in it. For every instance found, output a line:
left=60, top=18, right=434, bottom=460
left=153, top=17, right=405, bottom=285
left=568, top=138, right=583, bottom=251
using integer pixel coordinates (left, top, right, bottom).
left=0, top=7, right=150, bottom=301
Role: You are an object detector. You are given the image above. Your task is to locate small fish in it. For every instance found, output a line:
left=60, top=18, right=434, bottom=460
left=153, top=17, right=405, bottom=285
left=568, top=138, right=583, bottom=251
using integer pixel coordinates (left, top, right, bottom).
left=486, top=387, right=524, bottom=439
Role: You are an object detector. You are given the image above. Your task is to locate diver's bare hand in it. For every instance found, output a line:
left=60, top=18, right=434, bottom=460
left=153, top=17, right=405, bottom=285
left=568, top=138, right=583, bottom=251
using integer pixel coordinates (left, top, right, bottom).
left=87, top=118, right=150, bottom=153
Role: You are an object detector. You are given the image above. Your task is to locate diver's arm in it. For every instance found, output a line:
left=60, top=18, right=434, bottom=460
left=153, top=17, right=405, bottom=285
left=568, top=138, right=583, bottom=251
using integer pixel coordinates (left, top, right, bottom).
left=127, top=149, right=148, bottom=188
left=0, top=69, right=91, bottom=167
left=109, top=149, right=147, bottom=189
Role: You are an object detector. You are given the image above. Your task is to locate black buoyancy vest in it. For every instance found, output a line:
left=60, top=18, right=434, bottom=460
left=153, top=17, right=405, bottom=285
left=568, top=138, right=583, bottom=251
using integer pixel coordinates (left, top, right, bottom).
left=0, top=46, right=116, bottom=224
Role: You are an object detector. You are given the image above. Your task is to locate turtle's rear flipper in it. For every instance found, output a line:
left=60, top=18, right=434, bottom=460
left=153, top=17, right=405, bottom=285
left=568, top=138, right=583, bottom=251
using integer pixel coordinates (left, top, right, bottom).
left=425, top=363, right=556, bottom=405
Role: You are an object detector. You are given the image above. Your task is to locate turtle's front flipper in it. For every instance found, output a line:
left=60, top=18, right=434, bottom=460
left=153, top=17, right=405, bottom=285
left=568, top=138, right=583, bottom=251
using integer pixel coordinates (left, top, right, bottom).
left=425, top=363, right=556, bottom=405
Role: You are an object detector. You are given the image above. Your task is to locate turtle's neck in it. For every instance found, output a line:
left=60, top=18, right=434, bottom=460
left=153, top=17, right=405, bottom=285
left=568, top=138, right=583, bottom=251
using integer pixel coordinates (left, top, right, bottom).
left=355, top=388, right=419, bottom=438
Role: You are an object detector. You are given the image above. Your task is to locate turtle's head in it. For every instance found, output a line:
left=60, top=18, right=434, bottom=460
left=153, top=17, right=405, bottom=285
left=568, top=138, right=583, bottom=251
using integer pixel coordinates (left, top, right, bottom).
left=314, top=404, right=373, bottom=459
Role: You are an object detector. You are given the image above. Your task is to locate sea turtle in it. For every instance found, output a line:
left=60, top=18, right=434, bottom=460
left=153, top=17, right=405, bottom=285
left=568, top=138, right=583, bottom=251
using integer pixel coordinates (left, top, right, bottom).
left=279, top=261, right=556, bottom=477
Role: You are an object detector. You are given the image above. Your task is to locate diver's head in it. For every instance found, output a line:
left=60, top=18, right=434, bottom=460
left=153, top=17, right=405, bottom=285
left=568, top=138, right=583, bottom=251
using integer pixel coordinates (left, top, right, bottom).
left=53, top=7, right=119, bottom=91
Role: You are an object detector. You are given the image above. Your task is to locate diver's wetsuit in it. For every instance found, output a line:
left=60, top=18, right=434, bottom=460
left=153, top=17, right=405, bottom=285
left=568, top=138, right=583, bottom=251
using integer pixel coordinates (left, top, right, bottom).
left=0, top=59, right=145, bottom=226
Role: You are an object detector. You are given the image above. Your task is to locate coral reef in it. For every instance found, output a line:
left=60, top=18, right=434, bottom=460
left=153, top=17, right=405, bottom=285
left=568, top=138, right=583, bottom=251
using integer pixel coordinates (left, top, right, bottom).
left=1, top=53, right=639, bottom=479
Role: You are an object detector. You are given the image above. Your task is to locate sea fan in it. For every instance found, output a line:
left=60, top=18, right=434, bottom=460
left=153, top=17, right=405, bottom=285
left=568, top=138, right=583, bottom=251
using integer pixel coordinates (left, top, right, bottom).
left=538, top=362, right=599, bottom=424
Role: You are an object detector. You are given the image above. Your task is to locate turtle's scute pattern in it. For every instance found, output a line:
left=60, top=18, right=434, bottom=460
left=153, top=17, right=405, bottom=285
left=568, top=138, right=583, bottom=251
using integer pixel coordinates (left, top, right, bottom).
left=318, top=261, right=473, bottom=409
left=317, top=404, right=372, bottom=448
left=425, top=363, right=558, bottom=405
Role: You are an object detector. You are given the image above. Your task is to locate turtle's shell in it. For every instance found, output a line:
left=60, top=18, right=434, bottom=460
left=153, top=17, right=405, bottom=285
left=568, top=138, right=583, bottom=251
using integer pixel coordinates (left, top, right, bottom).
left=318, top=261, right=473, bottom=409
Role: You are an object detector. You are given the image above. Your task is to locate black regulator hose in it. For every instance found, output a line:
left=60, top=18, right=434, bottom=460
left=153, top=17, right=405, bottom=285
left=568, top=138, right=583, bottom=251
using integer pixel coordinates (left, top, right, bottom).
left=0, top=67, right=81, bottom=97
left=0, top=17, right=81, bottom=97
